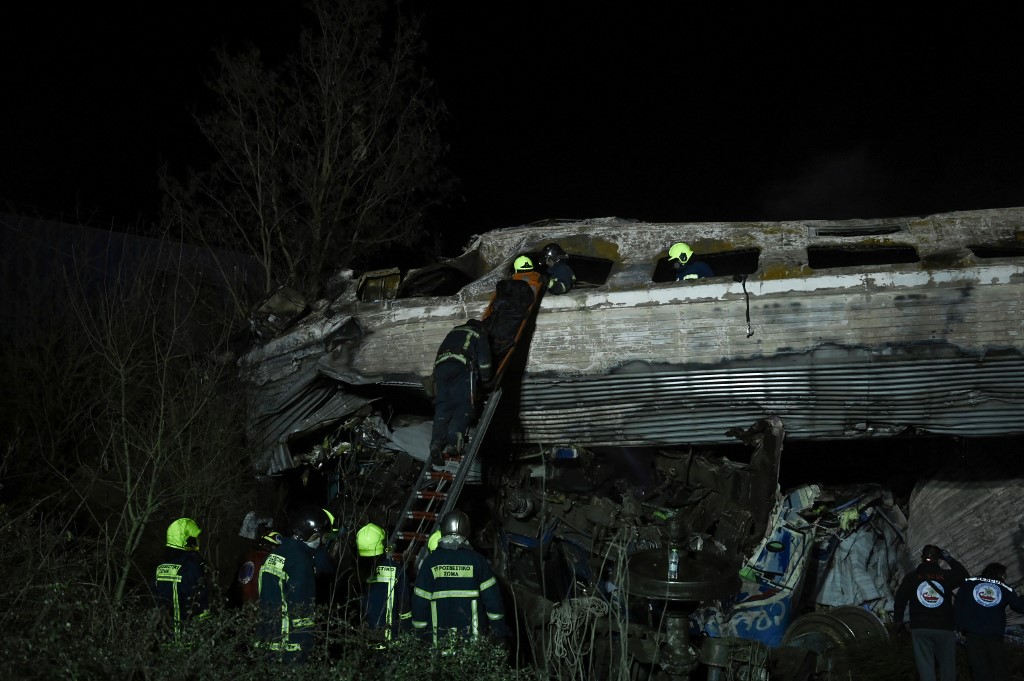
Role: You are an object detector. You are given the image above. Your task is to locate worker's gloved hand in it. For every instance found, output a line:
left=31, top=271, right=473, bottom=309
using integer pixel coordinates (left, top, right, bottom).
left=941, top=548, right=952, bottom=561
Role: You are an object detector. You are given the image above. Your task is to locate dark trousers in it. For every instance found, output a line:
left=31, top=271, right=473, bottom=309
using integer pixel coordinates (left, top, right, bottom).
left=910, top=628, right=957, bottom=681
left=965, top=633, right=1009, bottom=681
left=431, top=361, right=473, bottom=451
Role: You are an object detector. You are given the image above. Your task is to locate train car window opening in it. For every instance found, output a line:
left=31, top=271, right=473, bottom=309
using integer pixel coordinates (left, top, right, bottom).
left=807, top=245, right=919, bottom=270
left=652, top=248, right=761, bottom=283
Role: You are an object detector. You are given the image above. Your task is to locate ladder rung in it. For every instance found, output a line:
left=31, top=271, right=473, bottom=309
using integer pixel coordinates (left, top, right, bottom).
left=427, top=471, right=455, bottom=480
left=405, top=511, right=437, bottom=521
left=397, top=531, right=429, bottom=541
left=416, top=490, right=447, bottom=500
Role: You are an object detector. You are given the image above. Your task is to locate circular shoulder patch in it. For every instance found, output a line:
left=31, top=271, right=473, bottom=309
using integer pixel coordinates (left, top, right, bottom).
left=972, top=582, right=1003, bottom=608
left=237, top=561, right=256, bottom=585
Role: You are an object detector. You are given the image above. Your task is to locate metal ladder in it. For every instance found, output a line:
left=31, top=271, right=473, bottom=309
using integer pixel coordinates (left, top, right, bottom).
left=388, top=387, right=504, bottom=570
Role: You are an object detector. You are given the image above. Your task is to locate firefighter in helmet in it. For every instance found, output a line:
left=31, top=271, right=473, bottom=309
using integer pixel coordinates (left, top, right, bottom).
left=541, top=243, right=575, bottom=294
left=256, top=506, right=330, bottom=663
left=513, top=255, right=534, bottom=274
left=235, top=529, right=283, bottom=606
left=430, top=319, right=493, bottom=466
left=411, top=510, right=510, bottom=648
left=668, top=241, right=714, bottom=280
left=153, top=517, right=210, bottom=642
left=357, top=522, right=412, bottom=641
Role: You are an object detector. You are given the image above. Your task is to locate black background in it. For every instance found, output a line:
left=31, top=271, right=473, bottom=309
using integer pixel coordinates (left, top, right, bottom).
left=3, top=5, right=1023, bottom=253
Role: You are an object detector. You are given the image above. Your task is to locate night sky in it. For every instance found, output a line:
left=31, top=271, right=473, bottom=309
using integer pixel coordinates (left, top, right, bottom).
left=3, top=5, right=1023, bottom=253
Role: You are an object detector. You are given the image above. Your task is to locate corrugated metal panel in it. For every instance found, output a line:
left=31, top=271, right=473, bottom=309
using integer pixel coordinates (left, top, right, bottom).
left=249, top=378, right=371, bottom=475
left=515, top=354, right=1024, bottom=445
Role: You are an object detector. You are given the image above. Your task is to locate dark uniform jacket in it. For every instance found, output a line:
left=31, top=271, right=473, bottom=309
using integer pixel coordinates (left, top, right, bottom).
left=955, top=576, right=1024, bottom=637
left=546, top=260, right=576, bottom=294
left=411, top=543, right=510, bottom=643
left=435, top=322, right=493, bottom=384
left=153, top=547, right=209, bottom=639
left=363, top=555, right=413, bottom=640
left=893, top=556, right=968, bottom=630
left=676, top=260, right=714, bottom=280
left=257, top=536, right=317, bottom=658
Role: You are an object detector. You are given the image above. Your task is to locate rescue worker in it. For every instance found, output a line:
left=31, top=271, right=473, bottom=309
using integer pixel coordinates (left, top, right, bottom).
left=430, top=319, right=493, bottom=466
left=411, top=510, right=510, bottom=649
left=313, top=508, right=339, bottom=605
left=669, top=241, right=714, bottom=280
left=893, top=544, right=968, bottom=681
left=357, top=522, right=412, bottom=641
left=153, top=517, right=209, bottom=642
left=954, top=562, right=1024, bottom=681
left=512, top=254, right=545, bottom=291
left=235, top=530, right=282, bottom=606
left=542, top=243, right=575, bottom=294
left=256, top=506, right=329, bottom=663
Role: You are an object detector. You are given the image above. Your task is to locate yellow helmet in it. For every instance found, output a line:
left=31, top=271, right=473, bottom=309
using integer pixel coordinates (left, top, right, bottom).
left=514, top=255, right=534, bottom=273
left=427, top=529, right=442, bottom=551
left=356, top=523, right=386, bottom=557
left=166, top=518, right=201, bottom=551
left=668, top=242, right=693, bottom=264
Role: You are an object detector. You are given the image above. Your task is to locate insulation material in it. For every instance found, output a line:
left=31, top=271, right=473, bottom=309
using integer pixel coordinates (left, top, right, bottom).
left=814, top=507, right=907, bottom=617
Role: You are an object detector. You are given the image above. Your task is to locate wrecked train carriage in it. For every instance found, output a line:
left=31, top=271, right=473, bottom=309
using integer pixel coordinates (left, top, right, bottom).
left=238, top=207, right=1024, bottom=477
left=234, top=208, right=1024, bottom=678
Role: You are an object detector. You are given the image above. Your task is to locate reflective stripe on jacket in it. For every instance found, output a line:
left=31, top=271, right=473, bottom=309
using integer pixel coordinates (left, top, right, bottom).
left=434, top=324, right=492, bottom=382
left=256, top=537, right=316, bottom=652
left=153, top=548, right=209, bottom=641
left=411, top=545, right=509, bottom=644
left=364, top=556, right=413, bottom=640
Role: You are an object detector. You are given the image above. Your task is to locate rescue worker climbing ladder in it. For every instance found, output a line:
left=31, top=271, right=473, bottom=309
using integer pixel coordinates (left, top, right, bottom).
left=388, top=260, right=545, bottom=567
left=430, top=318, right=493, bottom=465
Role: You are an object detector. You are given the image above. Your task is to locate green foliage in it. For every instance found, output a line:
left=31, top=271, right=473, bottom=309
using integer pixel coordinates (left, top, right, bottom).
left=0, top=223, right=258, bottom=606
left=0, top=572, right=530, bottom=681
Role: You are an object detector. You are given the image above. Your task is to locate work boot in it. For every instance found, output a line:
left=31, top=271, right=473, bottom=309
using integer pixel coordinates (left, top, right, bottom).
left=429, top=444, right=445, bottom=467
left=442, top=444, right=458, bottom=459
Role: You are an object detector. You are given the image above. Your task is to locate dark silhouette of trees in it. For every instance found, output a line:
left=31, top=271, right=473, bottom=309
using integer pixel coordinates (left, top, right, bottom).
left=163, top=0, right=452, bottom=299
